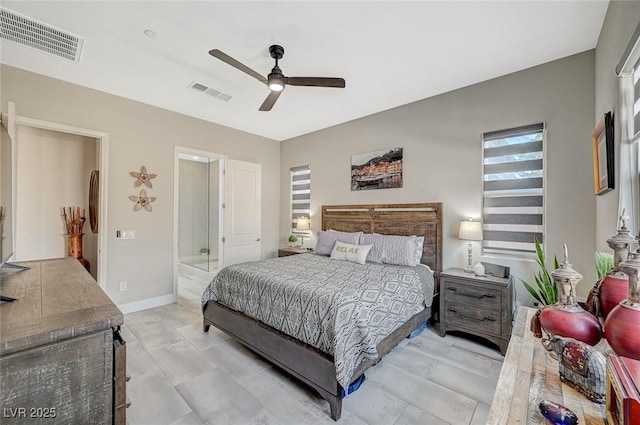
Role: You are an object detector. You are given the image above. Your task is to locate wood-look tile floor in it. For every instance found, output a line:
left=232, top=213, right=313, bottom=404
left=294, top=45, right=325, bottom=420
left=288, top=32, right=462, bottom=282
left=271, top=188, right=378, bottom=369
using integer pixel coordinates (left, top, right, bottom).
left=124, top=267, right=504, bottom=425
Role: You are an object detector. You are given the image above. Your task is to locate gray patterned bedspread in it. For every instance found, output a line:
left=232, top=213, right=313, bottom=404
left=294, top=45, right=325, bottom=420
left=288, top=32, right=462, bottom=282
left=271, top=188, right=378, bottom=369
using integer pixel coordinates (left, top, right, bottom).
left=201, top=253, right=434, bottom=388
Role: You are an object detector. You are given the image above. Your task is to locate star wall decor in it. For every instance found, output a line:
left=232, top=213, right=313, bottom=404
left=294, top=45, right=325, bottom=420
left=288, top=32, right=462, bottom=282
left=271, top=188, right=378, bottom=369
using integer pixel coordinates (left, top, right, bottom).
left=129, top=189, right=157, bottom=212
left=129, top=165, right=157, bottom=188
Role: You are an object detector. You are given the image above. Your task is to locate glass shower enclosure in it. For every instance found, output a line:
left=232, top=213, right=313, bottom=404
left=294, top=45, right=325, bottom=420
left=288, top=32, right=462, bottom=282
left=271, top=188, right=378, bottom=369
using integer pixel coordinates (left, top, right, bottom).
left=177, top=153, right=222, bottom=273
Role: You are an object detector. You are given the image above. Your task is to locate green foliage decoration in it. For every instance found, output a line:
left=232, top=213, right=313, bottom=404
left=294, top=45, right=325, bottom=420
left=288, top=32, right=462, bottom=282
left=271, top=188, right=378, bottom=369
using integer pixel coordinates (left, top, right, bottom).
left=594, top=251, right=614, bottom=280
left=518, top=237, right=560, bottom=306
left=288, top=234, right=298, bottom=243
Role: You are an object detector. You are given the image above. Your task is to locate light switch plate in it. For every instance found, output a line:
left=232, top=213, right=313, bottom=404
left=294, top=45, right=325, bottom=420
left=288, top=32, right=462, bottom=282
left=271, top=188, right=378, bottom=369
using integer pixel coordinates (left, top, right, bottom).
left=117, top=230, right=136, bottom=239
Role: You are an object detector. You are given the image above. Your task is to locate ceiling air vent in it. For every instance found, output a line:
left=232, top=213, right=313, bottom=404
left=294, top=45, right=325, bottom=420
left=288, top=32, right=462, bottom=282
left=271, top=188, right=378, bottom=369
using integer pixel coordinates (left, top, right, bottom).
left=188, top=81, right=233, bottom=102
left=0, top=7, right=84, bottom=63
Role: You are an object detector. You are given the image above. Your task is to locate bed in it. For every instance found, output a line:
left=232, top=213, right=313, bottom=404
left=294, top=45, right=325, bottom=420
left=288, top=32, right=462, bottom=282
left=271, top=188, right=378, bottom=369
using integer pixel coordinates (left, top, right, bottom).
left=201, top=203, right=443, bottom=420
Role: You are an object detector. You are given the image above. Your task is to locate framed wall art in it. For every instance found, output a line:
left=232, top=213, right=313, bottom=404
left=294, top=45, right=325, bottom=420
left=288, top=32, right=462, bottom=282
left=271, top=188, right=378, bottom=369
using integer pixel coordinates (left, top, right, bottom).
left=592, top=111, right=614, bottom=195
left=351, top=147, right=403, bottom=191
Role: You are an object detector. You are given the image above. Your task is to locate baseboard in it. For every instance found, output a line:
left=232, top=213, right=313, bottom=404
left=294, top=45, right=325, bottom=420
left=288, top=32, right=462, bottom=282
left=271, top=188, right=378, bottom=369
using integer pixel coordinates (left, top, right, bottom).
left=117, top=293, right=176, bottom=314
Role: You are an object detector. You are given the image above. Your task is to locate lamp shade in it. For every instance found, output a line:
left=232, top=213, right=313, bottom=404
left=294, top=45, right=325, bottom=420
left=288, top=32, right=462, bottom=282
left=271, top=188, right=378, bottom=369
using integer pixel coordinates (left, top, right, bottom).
left=458, top=220, right=482, bottom=241
left=296, top=216, right=310, bottom=231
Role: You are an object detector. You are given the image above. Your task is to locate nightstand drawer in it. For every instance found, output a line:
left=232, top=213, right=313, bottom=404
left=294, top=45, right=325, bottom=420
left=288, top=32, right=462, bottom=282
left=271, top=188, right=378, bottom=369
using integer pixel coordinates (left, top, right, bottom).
left=444, top=302, right=502, bottom=337
left=443, top=280, right=502, bottom=310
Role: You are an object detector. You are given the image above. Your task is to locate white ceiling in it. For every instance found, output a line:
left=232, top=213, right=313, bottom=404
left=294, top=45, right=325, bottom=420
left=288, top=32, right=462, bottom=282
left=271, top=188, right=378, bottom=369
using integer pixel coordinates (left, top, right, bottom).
left=1, top=1, right=609, bottom=141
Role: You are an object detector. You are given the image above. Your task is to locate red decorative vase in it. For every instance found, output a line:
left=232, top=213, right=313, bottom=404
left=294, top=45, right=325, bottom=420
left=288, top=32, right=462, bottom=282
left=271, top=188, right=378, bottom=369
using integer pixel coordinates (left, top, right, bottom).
left=599, top=273, right=629, bottom=317
left=604, top=304, right=640, bottom=360
left=539, top=306, right=603, bottom=346
left=594, top=216, right=637, bottom=318
left=605, top=248, right=640, bottom=361
left=538, top=244, right=603, bottom=346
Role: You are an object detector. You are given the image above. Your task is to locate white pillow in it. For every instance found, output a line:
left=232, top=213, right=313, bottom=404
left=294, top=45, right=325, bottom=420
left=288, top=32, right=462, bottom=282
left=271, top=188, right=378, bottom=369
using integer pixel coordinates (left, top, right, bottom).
left=330, top=241, right=372, bottom=265
left=315, top=230, right=363, bottom=255
left=359, top=233, right=424, bottom=267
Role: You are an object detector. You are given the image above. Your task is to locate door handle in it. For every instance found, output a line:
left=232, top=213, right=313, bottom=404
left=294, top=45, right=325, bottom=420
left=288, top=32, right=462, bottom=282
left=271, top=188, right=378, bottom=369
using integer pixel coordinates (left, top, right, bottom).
left=255, top=238, right=261, bottom=241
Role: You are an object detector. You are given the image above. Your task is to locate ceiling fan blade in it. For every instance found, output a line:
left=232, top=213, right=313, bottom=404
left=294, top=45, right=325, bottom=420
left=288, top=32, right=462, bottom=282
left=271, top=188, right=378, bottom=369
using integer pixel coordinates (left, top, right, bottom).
left=259, top=90, right=283, bottom=111
left=209, top=49, right=267, bottom=85
left=286, top=77, right=345, bottom=88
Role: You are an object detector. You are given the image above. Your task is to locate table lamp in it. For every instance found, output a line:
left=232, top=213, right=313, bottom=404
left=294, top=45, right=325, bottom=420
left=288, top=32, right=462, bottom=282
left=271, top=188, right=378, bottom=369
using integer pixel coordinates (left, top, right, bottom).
left=296, top=216, right=310, bottom=247
left=458, top=219, right=482, bottom=272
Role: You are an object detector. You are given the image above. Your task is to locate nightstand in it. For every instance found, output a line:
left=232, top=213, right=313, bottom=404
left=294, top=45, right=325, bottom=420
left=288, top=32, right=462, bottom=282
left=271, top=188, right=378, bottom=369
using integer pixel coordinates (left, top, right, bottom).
left=439, top=267, right=514, bottom=355
left=278, top=247, right=312, bottom=257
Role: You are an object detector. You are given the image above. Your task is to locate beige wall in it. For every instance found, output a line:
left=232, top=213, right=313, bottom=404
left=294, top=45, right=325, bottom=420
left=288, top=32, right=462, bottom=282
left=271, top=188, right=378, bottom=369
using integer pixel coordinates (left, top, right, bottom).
left=594, top=1, right=640, bottom=250
left=281, top=51, right=597, bottom=305
left=15, top=126, right=97, bottom=278
left=1, top=64, right=280, bottom=307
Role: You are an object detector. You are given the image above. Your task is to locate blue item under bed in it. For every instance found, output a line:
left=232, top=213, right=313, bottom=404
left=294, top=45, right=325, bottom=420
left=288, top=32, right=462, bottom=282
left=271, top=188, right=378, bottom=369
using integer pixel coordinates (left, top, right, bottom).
left=407, top=321, right=428, bottom=339
left=341, top=374, right=366, bottom=398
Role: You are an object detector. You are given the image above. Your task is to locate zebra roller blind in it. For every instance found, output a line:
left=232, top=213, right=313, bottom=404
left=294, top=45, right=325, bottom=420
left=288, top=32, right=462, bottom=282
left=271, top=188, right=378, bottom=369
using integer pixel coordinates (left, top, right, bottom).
left=290, top=165, right=311, bottom=234
left=482, top=123, right=545, bottom=255
left=634, top=62, right=640, bottom=138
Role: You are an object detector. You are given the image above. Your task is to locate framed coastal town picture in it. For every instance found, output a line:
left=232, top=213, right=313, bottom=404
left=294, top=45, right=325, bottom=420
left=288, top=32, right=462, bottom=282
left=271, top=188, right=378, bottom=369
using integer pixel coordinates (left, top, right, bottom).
left=351, top=147, right=403, bottom=191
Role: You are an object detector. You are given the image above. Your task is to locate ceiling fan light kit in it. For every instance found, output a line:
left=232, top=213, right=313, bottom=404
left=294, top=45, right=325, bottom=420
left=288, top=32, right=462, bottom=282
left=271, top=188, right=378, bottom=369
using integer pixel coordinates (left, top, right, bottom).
left=268, top=67, right=285, bottom=92
left=209, top=44, right=345, bottom=111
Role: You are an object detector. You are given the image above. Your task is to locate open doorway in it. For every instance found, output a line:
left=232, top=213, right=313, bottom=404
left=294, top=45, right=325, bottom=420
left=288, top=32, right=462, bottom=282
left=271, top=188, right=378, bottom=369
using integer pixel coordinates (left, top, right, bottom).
left=174, top=147, right=225, bottom=312
left=15, top=126, right=98, bottom=276
left=3, top=102, right=108, bottom=288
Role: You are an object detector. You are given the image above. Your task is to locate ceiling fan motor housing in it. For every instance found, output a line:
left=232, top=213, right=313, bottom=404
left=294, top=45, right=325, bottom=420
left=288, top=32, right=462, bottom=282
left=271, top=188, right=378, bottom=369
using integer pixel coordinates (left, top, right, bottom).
left=269, top=45, right=284, bottom=60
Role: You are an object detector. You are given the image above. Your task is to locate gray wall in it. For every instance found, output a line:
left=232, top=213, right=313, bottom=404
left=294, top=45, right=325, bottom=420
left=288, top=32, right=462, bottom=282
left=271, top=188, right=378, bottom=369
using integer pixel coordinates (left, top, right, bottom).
left=280, top=51, right=597, bottom=303
left=1, top=64, right=280, bottom=307
left=594, top=1, right=640, bottom=249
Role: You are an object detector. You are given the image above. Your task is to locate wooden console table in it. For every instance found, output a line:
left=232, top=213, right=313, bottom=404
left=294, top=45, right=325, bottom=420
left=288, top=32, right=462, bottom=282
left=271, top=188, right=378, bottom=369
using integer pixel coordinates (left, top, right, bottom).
left=0, top=258, right=126, bottom=424
left=488, top=306, right=609, bottom=425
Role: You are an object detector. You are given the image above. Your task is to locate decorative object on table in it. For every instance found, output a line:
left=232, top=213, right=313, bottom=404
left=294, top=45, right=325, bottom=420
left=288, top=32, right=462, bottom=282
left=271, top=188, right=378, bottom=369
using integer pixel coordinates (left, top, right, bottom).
left=458, top=218, right=482, bottom=273
left=129, top=188, right=156, bottom=212
left=288, top=234, right=298, bottom=247
left=481, top=261, right=510, bottom=278
left=606, top=355, right=640, bottom=425
left=350, top=147, right=403, bottom=191
left=592, top=111, right=615, bottom=196
left=586, top=210, right=636, bottom=317
left=519, top=236, right=559, bottom=308
left=62, top=206, right=90, bottom=272
left=604, top=244, right=640, bottom=361
left=129, top=165, right=157, bottom=188
left=473, top=262, right=485, bottom=276
left=89, top=170, right=99, bottom=233
left=538, top=399, right=579, bottom=425
left=541, top=334, right=606, bottom=403
left=536, top=244, right=603, bottom=345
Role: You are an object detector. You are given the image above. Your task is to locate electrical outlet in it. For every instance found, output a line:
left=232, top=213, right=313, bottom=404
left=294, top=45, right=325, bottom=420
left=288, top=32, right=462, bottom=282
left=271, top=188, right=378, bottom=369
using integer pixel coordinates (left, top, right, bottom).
left=119, top=281, right=127, bottom=291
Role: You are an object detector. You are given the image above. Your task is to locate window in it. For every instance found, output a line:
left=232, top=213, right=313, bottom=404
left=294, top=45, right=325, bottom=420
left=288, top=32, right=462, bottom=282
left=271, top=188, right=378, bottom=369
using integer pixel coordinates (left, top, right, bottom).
left=290, top=165, right=310, bottom=235
left=616, top=22, right=640, bottom=236
left=482, top=123, right=545, bottom=255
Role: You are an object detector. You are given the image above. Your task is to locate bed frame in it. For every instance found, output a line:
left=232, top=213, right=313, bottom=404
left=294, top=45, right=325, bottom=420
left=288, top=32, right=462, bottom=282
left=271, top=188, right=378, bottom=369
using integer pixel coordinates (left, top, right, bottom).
left=203, top=203, right=443, bottom=420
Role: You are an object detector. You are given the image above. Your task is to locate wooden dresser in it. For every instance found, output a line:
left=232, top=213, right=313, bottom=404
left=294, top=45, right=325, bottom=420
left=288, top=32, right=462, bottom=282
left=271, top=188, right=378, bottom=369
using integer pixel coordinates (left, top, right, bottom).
left=0, top=258, right=126, bottom=424
left=488, top=306, right=608, bottom=424
left=278, top=247, right=312, bottom=257
left=439, top=268, right=513, bottom=355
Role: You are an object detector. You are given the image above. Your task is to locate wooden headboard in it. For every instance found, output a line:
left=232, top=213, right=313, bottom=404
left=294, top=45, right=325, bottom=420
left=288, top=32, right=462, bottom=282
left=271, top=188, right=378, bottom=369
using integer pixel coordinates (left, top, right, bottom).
left=321, top=203, right=443, bottom=279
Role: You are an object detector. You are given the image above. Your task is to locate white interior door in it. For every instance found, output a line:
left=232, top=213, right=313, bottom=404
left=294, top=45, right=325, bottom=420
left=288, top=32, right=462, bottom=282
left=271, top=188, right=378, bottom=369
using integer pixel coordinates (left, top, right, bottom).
left=223, top=159, right=261, bottom=266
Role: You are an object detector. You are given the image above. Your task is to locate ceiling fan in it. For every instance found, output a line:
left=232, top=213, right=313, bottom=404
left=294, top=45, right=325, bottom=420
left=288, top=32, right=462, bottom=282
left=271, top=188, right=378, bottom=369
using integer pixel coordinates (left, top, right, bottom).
left=209, top=45, right=346, bottom=111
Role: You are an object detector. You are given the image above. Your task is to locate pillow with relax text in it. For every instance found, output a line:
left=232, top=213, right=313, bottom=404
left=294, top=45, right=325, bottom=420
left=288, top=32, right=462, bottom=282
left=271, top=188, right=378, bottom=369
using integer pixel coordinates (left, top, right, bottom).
left=329, top=241, right=372, bottom=265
